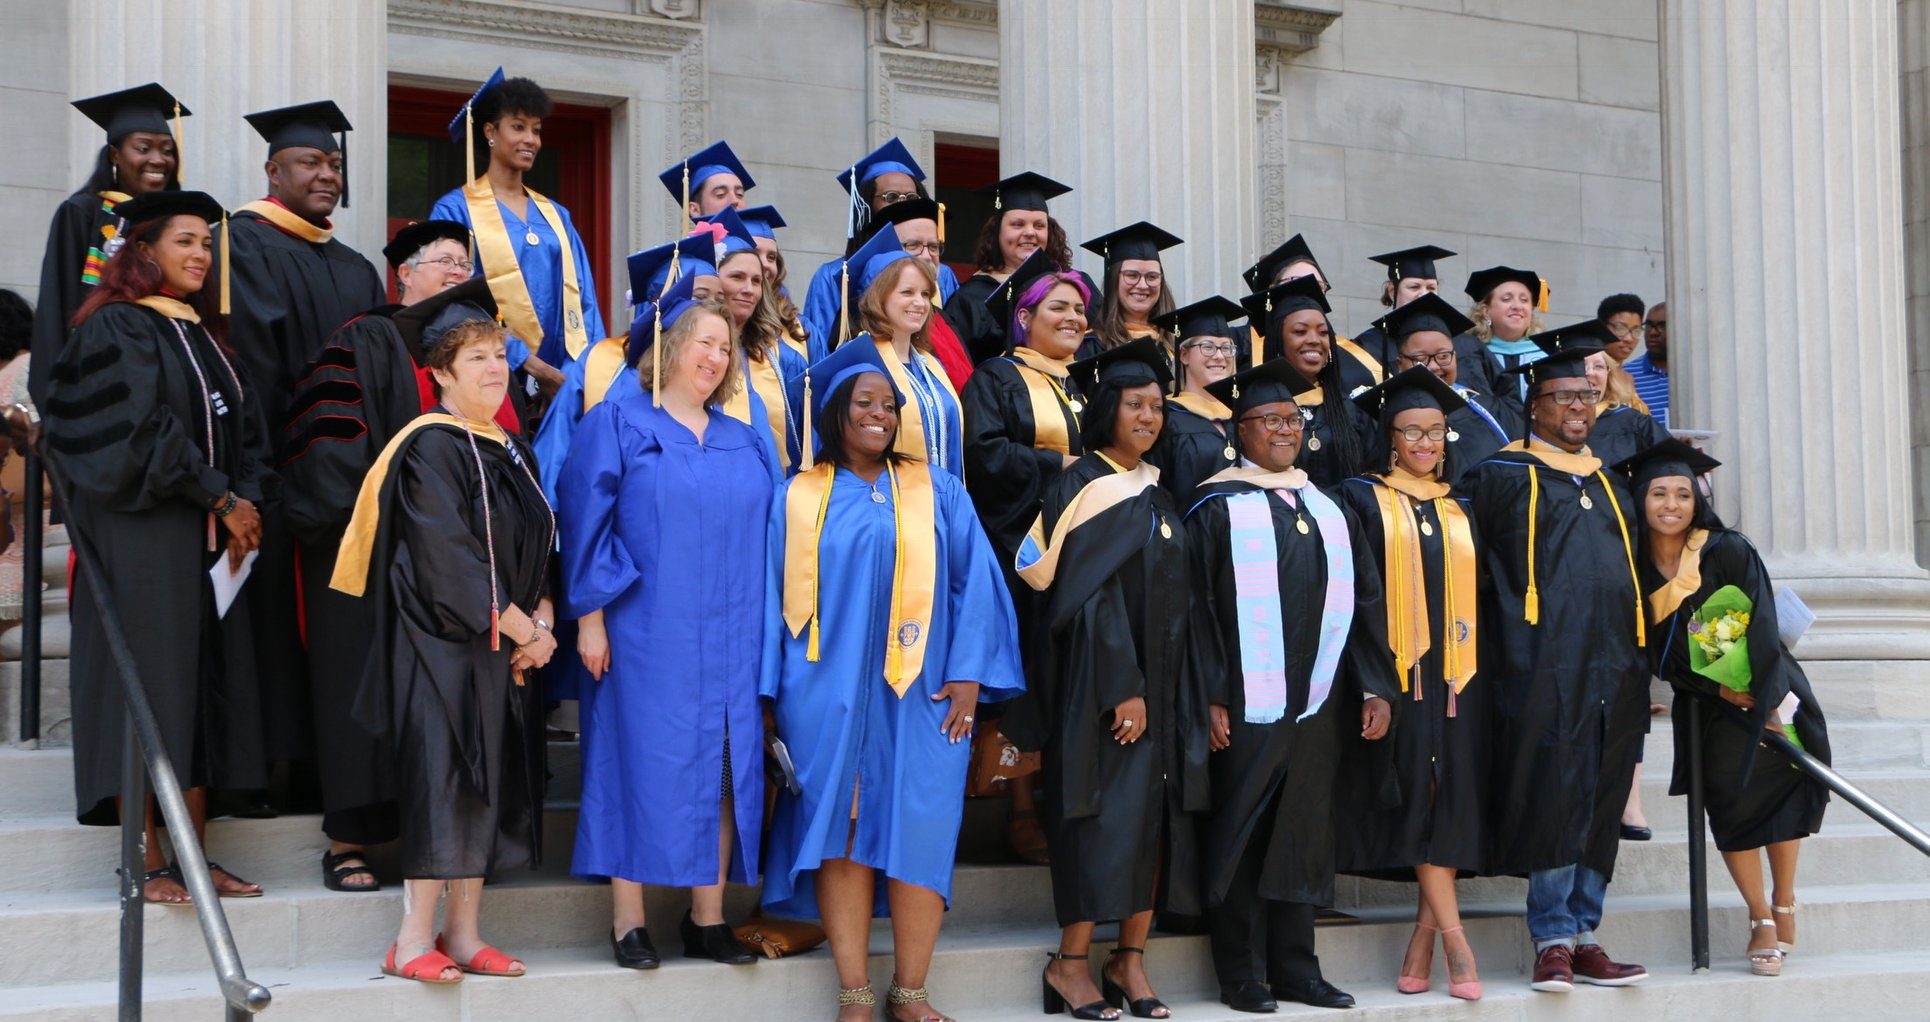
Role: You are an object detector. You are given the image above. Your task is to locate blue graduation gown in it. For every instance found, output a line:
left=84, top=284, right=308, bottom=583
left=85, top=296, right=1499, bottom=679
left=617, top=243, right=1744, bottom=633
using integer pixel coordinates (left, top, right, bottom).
left=801, top=257, right=959, bottom=363
left=759, top=466, right=1024, bottom=918
left=430, top=186, right=607, bottom=367
left=558, top=393, right=775, bottom=886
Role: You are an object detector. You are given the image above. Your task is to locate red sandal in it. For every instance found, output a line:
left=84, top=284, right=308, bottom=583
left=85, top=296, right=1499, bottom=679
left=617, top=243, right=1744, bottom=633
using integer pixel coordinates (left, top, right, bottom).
left=382, top=943, right=463, bottom=984
left=437, top=935, right=526, bottom=977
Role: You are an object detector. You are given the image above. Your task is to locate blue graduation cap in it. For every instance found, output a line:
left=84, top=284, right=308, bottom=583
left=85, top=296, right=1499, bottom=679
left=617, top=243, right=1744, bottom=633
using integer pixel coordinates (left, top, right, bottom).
left=831, top=223, right=920, bottom=337
left=738, top=204, right=786, bottom=240
left=695, top=205, right=758, bottom=256
left=660, top=139, right=756, bottom=205
left=446, top=67, right=505, bottom=143
left=835, top=136, right=926, bottom=194
left=787, top=327, right=906, bottom=471
left=626, top=234, right=716, bottom=307
left=626, top=271, right=700, bottom=368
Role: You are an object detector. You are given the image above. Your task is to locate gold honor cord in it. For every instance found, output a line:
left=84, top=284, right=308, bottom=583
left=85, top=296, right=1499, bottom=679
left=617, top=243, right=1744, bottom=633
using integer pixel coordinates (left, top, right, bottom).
left=172, top=102, right=185, bottom=183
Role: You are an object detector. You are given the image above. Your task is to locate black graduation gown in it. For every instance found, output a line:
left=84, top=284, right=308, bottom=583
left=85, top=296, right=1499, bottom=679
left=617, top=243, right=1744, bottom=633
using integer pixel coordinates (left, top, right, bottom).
left=960, top=354, right=1083, bottom=601
left=1185, top=479, right=1400, bottom=908
left=1463, top=448, right=1649, bottom=877
left=347, top=420, right=552, bottom=878
left=1001, top=457, right=1209, bottom=925
left=1450, top=331, right=1500, bottom=400
left=1443, top=387, right=1520, bottom=486
left=45, top=302, right=272, bottom=824
left=221, top=210, right=386, bottom=767
left=28, top=190, right=123, bottom=404
left=1349, top=326, right=1394, bottom=380
left=953, top=273, right=1005, bottom=364
left=278, top=306, right=426, bottom=831
left=1335, top=478, right=1490, bottom=878
left=1643, top=529, right=1830, bottom=852
left=1590, top=405, right=1669, bottom=473
left=1293, top=394, right=1375, bottom=490
left=1147, top=403, right=1237, bottom=505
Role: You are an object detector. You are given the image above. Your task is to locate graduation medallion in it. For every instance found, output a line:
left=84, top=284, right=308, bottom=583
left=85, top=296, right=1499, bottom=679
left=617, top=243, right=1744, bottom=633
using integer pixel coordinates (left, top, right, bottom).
left=1420, top=520, right=1434, bottom=537
left=525, top=230, right=540, bottom=246
left=870, top=490, right=887, bottom=504
left=1296, top=517, right=1311, bottom=535
left=1067, top=399, right=1084, bottom=414
left=1580, top=493, right=1594, bottom=510
left=1446, top=430, right=1460, bottom=442
left=1160, top=519, right=1173, bottom=540
left=1306, top=435, right=1322, bottom=451
left=1223, top=444, right=1237, bottom=462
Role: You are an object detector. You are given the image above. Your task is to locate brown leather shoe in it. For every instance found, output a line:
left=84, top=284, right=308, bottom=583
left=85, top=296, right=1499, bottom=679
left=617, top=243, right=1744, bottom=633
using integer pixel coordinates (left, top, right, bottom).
left=1530, top=945, right=1574, bottom=993
left=1572, top=944, right=1648, bottom=986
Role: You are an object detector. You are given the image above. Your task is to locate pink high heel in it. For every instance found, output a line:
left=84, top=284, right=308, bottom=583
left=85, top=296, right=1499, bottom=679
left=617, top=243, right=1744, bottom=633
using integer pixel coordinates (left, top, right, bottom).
left=1441, top=925, right=1482, bottom=1001
left=1397, top=923, right=1437, bottom=994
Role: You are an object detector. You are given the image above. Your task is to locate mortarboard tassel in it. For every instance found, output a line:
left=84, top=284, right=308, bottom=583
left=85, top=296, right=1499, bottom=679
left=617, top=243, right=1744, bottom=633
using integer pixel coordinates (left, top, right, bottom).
left=338, top=130, right=350, bottom=209
left=652, top=302, right=664, bottom=409
left=839, top=261, right=850, bottom=345
left=1537, top=277, right=1551, bottom=314
left=172, top=101, right=185, bottom=183
left=800, top=370, right=815, bottom=472
left=464, top=104, right=476, bottom=262
left=1523, top=464, right=1540, bottom=625
left=936, top=201, right=946, bottom=246
left=680, top=163, right=692, bottom=234
left=219, top=212, right=231, bottom=316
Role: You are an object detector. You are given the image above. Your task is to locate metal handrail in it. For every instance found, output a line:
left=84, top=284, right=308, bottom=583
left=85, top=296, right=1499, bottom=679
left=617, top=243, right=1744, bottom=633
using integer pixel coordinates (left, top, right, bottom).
left=17, top=441, right=41, bottom=747
left=43, top=456, right=270, bottom=1020
left=1683, top=691, right=1930, bottom=971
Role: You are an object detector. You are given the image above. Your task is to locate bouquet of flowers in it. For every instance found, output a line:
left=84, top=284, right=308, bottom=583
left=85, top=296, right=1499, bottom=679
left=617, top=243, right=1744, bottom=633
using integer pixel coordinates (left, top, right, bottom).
left=1688, top=584, right=1802, bottom=749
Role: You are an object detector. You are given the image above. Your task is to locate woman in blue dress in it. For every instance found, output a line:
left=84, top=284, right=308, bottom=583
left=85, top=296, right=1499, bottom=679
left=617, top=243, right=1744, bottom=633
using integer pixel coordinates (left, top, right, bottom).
left=761, top=339, right=1024, bottom=1022
left=558, top=293, right=772, bottom=970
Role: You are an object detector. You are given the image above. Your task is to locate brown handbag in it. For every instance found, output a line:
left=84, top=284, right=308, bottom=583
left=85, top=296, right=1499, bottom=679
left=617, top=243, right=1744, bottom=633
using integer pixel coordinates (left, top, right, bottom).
left=733, top=914, right=827, bottom=959
left=966, top=725, right=1041, bottom=798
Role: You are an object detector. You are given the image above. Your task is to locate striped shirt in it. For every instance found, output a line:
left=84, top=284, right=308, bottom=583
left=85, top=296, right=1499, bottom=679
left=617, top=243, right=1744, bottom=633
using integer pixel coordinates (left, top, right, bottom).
left=1623, top=352, right=1670, bottom=430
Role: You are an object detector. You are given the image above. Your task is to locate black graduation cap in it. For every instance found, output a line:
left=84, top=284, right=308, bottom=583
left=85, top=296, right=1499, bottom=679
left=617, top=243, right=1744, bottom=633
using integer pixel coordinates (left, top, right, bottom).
left=1352, top=365, right=1468, bottom=427
left=72, top=83, right=189, bottom=143
left=872, top=197, right=940, bottom=228
left=1243, top=233, right=1321, bottom=292
left=1239, top=273, right=1330, bottom=332
left=1369, top=244, right=1456, bottom=283
left=1372, top=292, right=1475, bottom=342
left=1068, top=336, right=1173, bottom=396
left=1155, top=296, right=1245, bottom=341
left=1463, top=265, right=1542, bottom=304
left=1501, top=319, right=1611, bottom=385
left=112, top=190, right=223, bottom=228
left=245, top=100, right=352, bottom=156
left=394, top=277, right=499, bottom=361
left=1205, top=357, right=1311, bottom=416
left=382, top=219, right=471, bottom=269
left=1080, top=221, right=1182, bottom=265
left=982, top=249, right=1058, bottom=333
left=979, top=171, right=1071, bottom=213
left=1611, top=438, right=1721, bottom=486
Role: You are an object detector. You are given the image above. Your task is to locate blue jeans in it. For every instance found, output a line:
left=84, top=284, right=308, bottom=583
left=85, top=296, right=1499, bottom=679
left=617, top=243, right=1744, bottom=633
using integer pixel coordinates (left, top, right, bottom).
left=1527, top=864, right=1608, bottom=950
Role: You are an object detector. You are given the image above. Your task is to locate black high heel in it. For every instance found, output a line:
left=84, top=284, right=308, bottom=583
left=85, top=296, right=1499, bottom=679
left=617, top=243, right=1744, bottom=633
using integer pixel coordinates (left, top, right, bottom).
left=1102, top=947, right=1170, bottom=1019
left=1042, top=952, right=1120, bottom=1019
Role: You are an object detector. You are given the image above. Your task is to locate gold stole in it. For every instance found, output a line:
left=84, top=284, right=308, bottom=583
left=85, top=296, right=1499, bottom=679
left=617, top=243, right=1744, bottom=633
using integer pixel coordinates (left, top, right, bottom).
left=1373, top=468, right=1478, bottom=693
left=1016, top=461, right=1161, bottom=591
left=1336, top=335, right=1383, bottom=379
left=1201, top=464, right=1308, bottom=489
left=1168, top=390, right=1231, bottom=422
left=872, top=336, right=959, bottom=464
left=746, top=354, right=791, bottom=471
left=331, top=413, right=509, bottom=597
left=1009, top=346, right=1077, bottom=454
left=581, top=334, right=628, bottom=412
left=135, top=295, right=200, bottom=322
left=783, top=324, right=810, bottom=362
left=781, top=460, right=937, bottom=696
left=1500, top=439, right=1644, bottom=644
left=1249, top=324, right=1265, bottom=365
left=1648, top=528, right=1710, bottom=624
left=463, top=177, right=590, bottom=360
left=238, top=199, right=331, bottom=243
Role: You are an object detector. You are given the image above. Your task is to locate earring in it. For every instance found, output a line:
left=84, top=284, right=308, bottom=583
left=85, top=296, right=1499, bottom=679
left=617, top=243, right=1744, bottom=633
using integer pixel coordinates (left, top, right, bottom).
left=487, top=139, right=496, bottom=148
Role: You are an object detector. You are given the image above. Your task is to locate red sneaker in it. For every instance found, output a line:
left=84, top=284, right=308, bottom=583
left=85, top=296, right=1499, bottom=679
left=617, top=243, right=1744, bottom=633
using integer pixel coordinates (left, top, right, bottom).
left=1572, top=943, right=1648, bottom=986
left=1531, top=945, right=1574, bottom=993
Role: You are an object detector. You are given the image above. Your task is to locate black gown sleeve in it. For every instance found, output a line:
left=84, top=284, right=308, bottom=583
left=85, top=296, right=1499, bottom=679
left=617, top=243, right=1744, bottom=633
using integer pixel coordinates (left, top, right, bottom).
left=962, top=361, right=1067, bottom=536
left=44, top=304, right=228, bottom=511
left=27, top=196, right=94, bottom=405
left=1185, top=497, right=1237, bottom=707
left=280, top=316, right=414, bottom=538
left=1338, top=496, right=1401, bottom=704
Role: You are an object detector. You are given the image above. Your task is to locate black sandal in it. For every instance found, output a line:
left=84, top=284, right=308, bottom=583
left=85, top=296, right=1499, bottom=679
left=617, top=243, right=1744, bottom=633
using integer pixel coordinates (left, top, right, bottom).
left=1042, top=952, right=1120, bottom=1020
left=1103, top=947, right=1170, bottom=1019
left=204, top=860, right=264, bottom=898
left=139, top=865, right=192, bottom=907
left=322, top=849, right=381, bottom=892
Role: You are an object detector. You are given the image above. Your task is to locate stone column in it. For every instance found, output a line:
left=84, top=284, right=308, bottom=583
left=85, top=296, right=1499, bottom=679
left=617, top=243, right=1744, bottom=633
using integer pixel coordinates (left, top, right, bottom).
left=1903, top=0, right=1930, bottom=567
left=999, top=0, right=1257, bottom=300
left=68, top=0, right=389, bottom=258
left=1661, top=0, right=1930, bottom=660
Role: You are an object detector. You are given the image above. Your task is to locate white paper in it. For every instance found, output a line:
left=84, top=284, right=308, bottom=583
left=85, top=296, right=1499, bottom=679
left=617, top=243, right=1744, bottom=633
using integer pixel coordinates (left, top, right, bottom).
left=1670, top=428, right=1720, bottom=442
left=1776, top=585, right=1815, bottom=651
left=210, top=549, right=258, bottom=619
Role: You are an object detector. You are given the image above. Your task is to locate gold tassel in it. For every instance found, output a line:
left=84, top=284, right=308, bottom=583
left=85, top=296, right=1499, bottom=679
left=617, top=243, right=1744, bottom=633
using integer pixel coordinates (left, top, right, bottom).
left=839, top=261, right=850, bottom=345
left=219, top=212, right=230, bottom=316
left=799, top=371, right=815, bottom=471
left=172, top=102, right=185, bottom=183
left=464, top=105, right=476, bottom=263
left=936, top=201, right=947, bottom=245
left=1524, top=465, right=1541, bottom=625
left=1537, top=276, right=1551, bottom=314
left=681, top=163, right=692, bottom=234
left=806, top=467, right=832, bottom=662
left=651, top=302, right=664, bottom=408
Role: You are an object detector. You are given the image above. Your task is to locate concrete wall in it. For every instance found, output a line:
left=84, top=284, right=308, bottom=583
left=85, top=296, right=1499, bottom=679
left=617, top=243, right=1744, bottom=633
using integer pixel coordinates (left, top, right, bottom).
left=1277, top=0, right=1667, bottom=340
left=0, top=3, right=72, bottom=303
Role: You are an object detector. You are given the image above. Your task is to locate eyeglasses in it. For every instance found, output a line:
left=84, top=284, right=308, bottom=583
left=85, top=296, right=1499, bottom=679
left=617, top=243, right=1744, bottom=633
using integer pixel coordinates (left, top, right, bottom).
left=415, top=255, right=475, bottom=274
left=1535, top=389, right=1603, bottom=408
left=1239, top=413, right=1305, bottom=432
left=900, top=240, right=943, bottom=257
left=1182, top=341, right=1236, bottom=357
left=1644, top=320, right=1667, bottom=333
left=1605, top=323, right=1641, bottom=339
left=1394, top=426, right=1450, bottom=442
left=1118, top=270, right=1163, bottom=287
left=1398, top=351, right=1456, bottom=368
left=876, top=190, right=920, bottom=205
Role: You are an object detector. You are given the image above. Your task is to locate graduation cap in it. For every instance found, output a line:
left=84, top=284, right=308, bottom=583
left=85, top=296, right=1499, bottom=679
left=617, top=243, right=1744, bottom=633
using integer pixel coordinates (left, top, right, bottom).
left=113, top=189, right=223, bottom=228
left=978, top=171, right=1071, bottom=213
left=445, top=67, right=505, bottom=143
left=982, top=249, right=1061, bottom=338
left=73, top=83, right=189, bottom=145
left=1372, top=292, right=1476, bottom=343
left=1463, top=265, right=1545, bottom=309
left=245, top=100, right=354, bottom=207
left=1155, top=296, right=1245, bottom=341
left=1370, top=244, right=1456, bottom=284
left=836, top=136, right=926, bottom=194
left=660, top=140, right=756, bottom=210
left=625, top=271, right=701, bottom=373
left=1205, top=357, right=1310, bottom=417
left=1068, top=336, right=1173, bottom=396
left=1352, top=364, right=1467, bottom=429
left=738, top=204, right=786, bottom=240
left=1611, top=437, right=1721, bottom=487
left=832, top=223, right=924, bottom=336
left=626, top=234, right=716, bottom=307
left=382, top=219, right=471, bottom=269
left=1239, top=273, right=1331, bottom=333
left=1081, top=221, right=1182, bottom=265
left=788, top=327, right=908, bottom=471
left=694, top=205, right=759, bottom=257
left=1243, top=233, right=1321, bottom=292
left=395, top=277, right=498, bottom=361
left=1500, top=319, right=1611, bottom=387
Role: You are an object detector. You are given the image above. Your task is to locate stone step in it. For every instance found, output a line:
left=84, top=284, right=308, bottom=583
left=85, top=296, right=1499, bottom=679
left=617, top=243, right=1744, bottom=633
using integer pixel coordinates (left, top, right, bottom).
left=0, top=886, right=1922, bottom=1022
left=0, top=659, right=70, bottom=748
left=1641, top=716, right=1930, bottom=774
